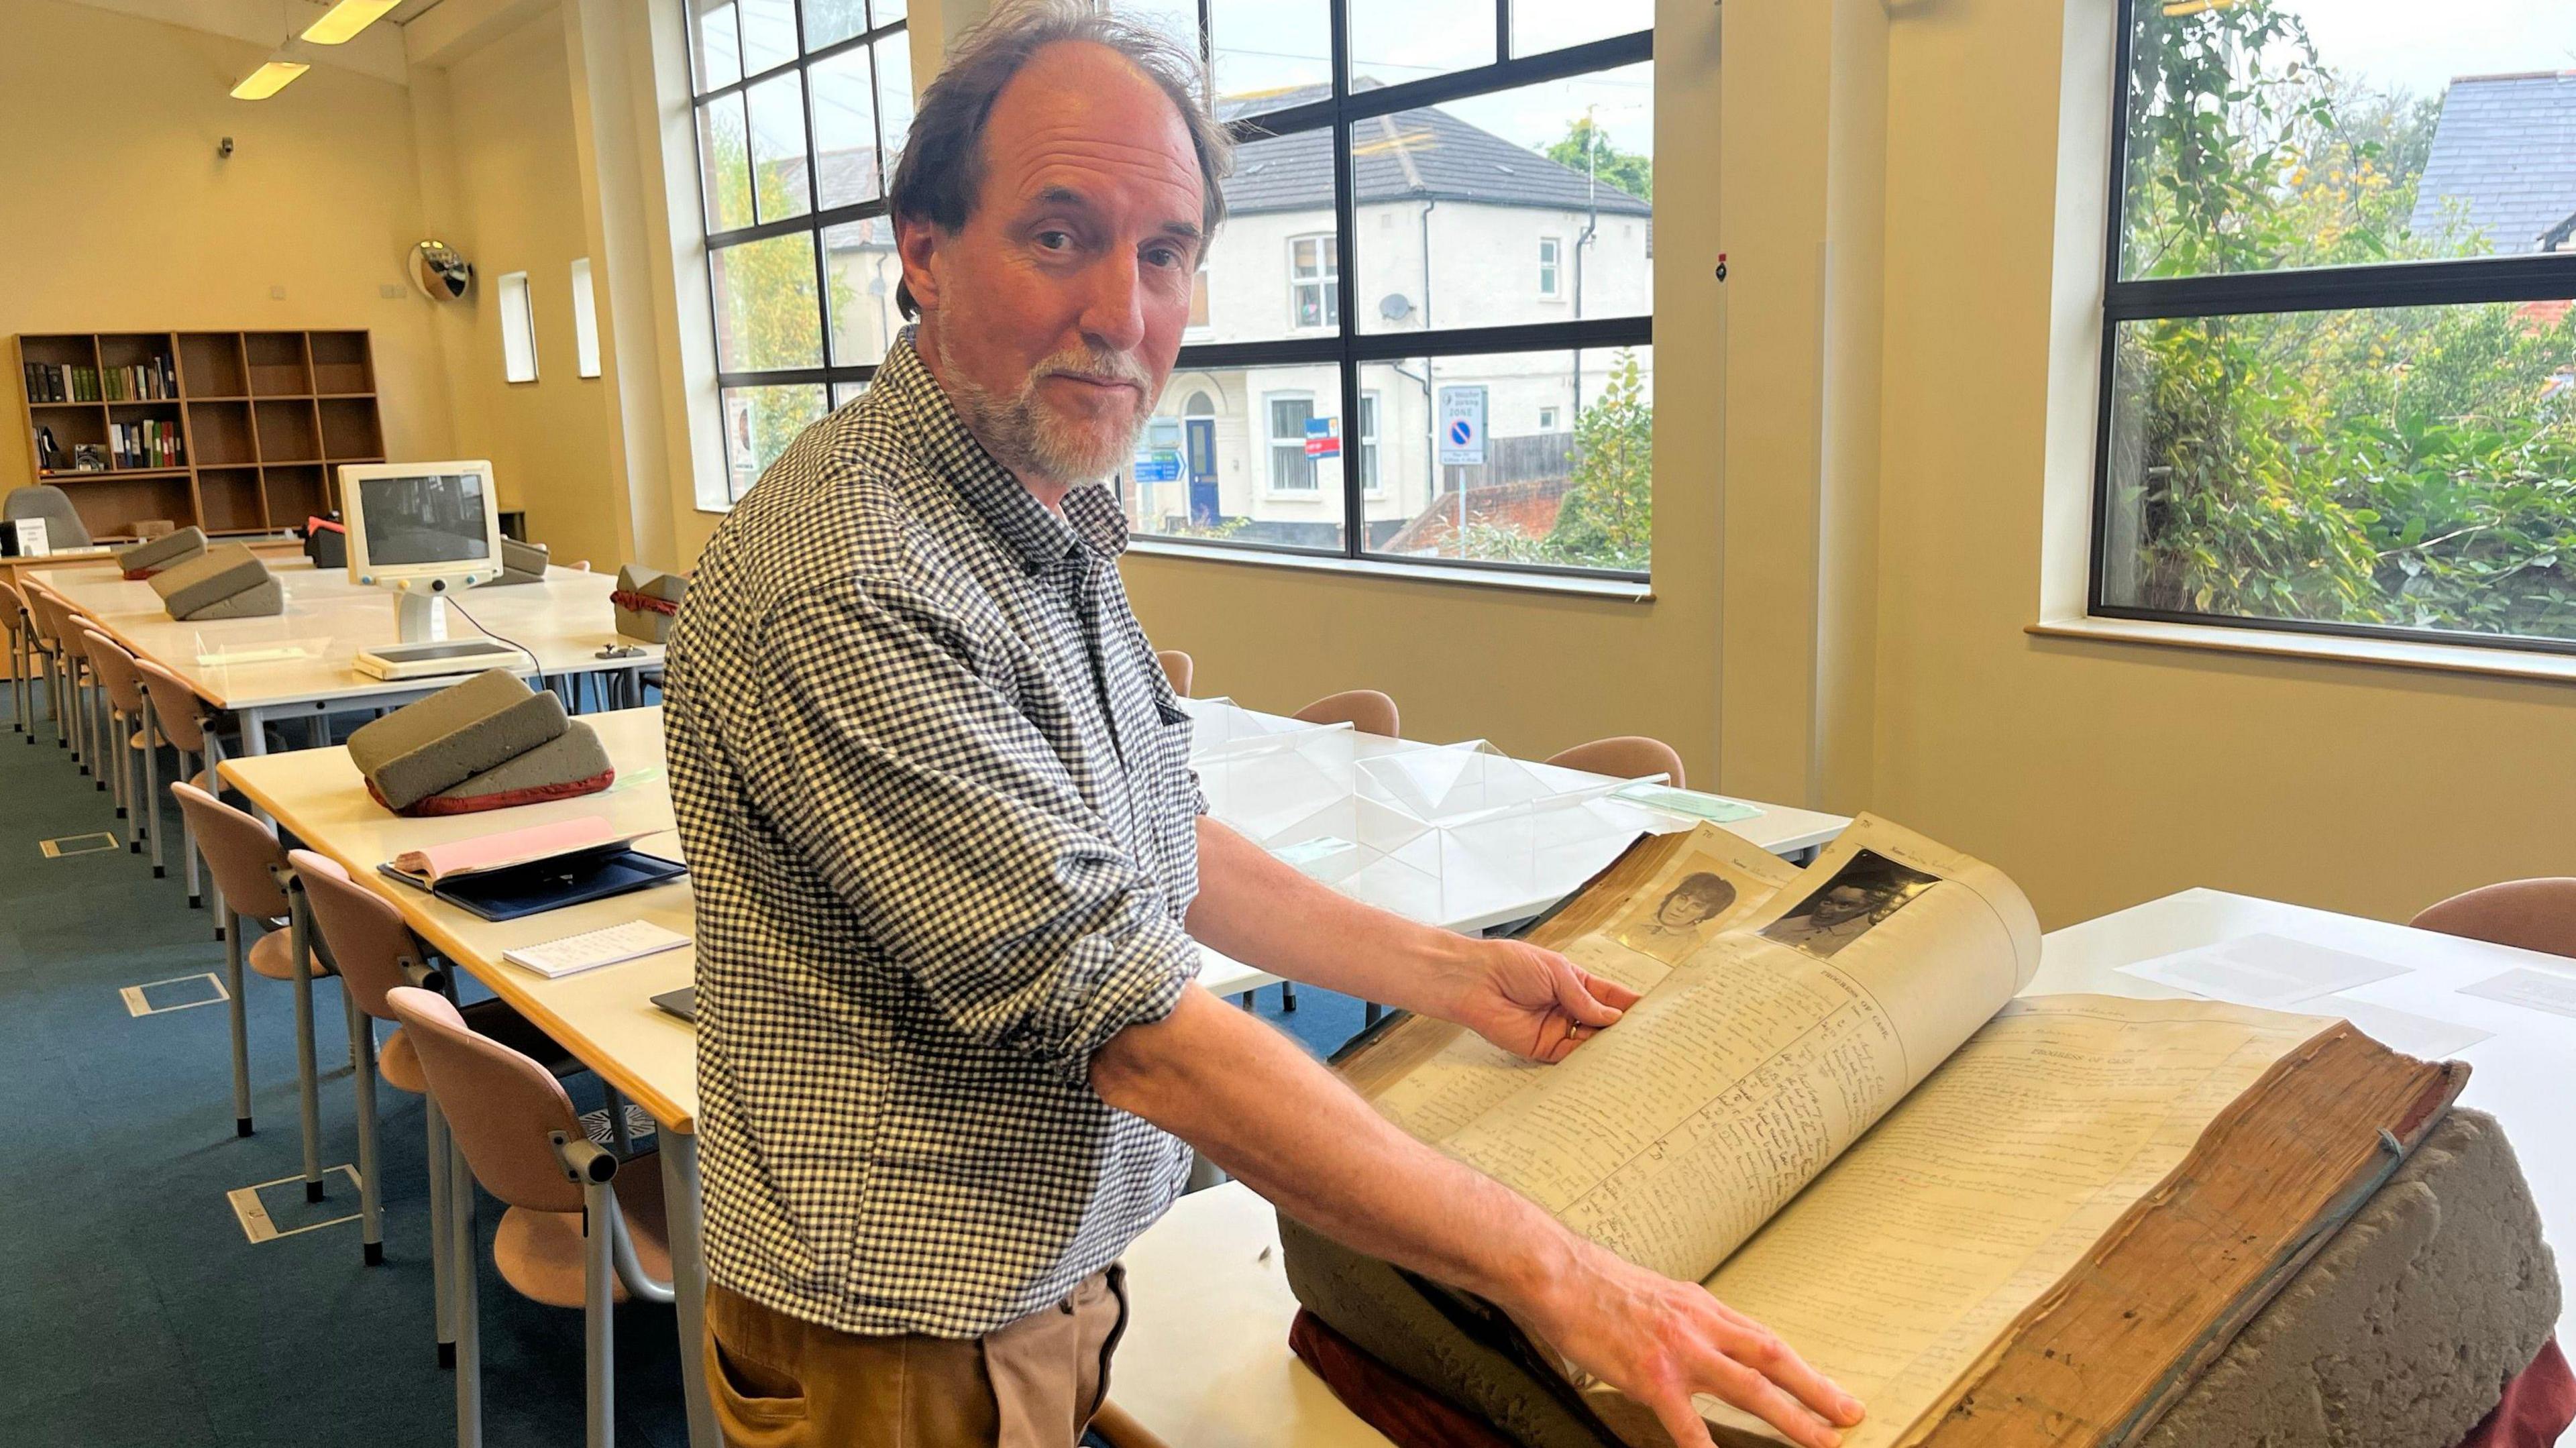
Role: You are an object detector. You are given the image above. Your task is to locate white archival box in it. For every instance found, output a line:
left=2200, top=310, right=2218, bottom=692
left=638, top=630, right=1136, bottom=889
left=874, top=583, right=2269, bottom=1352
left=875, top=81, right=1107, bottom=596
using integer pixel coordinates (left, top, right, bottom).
left=339, top=460, right=524, bottom=680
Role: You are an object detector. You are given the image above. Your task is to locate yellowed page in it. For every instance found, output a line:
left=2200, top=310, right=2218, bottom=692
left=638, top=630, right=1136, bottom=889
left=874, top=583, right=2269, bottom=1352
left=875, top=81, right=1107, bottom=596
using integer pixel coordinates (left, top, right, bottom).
left=1680, top=996, right=2330, bottom=1447
left=1371, top=827, right=1803, bottom=1145
left=1412, top=817, right=2040, bottom=1283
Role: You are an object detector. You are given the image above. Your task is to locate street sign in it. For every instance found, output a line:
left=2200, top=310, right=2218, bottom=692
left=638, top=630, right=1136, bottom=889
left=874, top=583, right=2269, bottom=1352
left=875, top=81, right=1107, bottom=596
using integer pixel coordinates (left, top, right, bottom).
left=1303, top=416, right=1340, bottom=458
left=1437, top=386, right=1487, bottom=465
left=1132, top=455, right=1181, bottom=483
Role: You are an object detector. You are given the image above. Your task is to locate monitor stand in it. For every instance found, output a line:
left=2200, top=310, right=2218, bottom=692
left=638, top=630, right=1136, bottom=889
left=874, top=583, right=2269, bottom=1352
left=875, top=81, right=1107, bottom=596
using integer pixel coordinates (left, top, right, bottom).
left=353, top=586, right=527, bottom=681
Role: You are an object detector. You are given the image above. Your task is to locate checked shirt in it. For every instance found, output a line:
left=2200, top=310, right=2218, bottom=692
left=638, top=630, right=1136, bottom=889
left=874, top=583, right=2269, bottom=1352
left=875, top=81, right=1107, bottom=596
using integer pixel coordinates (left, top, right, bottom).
left=663, top=331, right=1204, bottom=1338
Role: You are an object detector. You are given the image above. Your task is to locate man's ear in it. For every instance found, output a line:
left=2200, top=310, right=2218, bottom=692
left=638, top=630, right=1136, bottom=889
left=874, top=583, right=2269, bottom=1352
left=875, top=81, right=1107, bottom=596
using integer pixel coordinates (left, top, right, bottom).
left=896, top=215, right=942, bottom=315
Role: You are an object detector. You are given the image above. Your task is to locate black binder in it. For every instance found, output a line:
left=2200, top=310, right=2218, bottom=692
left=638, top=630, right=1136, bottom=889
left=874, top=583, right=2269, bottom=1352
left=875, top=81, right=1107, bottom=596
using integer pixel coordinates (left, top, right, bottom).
left=380, top=844, right=686, bottom=924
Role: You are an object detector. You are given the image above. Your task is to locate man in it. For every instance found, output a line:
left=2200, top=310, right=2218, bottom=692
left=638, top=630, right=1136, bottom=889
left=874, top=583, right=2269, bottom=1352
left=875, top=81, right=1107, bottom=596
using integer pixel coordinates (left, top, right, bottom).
left=663, top=5, right=1864, bottom=1447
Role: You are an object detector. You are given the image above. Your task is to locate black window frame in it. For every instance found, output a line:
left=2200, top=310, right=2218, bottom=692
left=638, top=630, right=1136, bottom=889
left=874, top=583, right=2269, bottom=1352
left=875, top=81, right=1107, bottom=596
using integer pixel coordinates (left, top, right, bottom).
left=685, top=0, right=911, bottom=502
left=2088, top=0, right=2576, bottom=657
left=1134, top=0, right=1654, bottom=584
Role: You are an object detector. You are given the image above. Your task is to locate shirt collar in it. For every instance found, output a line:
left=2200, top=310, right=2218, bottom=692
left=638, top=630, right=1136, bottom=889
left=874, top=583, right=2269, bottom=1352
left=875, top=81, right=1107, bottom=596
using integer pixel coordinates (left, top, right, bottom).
left=883, top=328, right=1132, bottom=574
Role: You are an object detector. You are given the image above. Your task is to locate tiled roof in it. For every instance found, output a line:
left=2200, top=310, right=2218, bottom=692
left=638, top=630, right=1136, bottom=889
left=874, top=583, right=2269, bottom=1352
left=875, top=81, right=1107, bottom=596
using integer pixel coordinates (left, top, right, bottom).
left=2408, top=72, right=2576, bottom=253
left=1217, top=83, right=1651, bottom=219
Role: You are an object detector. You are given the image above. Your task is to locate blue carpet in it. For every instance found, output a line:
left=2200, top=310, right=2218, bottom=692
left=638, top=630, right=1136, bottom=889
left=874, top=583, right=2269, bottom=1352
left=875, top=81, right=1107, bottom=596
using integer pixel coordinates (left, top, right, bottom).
left=0, top=683, right=1364, bottom=1446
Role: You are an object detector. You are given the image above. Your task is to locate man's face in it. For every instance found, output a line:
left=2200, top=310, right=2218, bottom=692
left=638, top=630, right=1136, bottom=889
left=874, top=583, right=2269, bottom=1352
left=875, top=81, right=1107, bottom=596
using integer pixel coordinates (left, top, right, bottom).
left=900, top=42, right=1205, bottom=490
left=1809, top=884, right=1878, bottom=928
left=1656, top=892, right=1717, bottom=929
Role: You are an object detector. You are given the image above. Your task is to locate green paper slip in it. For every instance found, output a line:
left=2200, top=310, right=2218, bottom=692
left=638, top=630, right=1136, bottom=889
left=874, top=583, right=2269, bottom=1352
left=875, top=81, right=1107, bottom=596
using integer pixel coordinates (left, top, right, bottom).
left=1611, top=782, right=1764, bottom=823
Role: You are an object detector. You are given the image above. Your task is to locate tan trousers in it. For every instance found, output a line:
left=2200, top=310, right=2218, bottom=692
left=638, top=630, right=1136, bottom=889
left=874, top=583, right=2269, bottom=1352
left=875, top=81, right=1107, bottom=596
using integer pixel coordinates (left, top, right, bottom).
left=705, top=1268, right=1128, bottom=1448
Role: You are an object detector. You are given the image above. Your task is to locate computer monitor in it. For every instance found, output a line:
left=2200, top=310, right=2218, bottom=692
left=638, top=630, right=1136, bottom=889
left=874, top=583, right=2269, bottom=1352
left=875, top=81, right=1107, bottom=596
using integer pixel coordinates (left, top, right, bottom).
left=340, top=461, right=502, bottom=587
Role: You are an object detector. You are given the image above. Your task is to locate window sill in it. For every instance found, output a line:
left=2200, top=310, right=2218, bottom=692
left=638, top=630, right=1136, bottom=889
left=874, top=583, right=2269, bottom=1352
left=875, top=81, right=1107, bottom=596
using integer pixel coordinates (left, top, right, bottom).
left=1124, top=535, right=1654, bottom=600
left=2027, top=615, right=2576, bottom=685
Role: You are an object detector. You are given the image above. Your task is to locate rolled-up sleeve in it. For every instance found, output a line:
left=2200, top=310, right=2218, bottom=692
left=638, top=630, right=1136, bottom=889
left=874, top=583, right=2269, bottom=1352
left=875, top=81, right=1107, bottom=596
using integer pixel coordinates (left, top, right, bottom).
left=732, top=574, right=1195, bottom=1081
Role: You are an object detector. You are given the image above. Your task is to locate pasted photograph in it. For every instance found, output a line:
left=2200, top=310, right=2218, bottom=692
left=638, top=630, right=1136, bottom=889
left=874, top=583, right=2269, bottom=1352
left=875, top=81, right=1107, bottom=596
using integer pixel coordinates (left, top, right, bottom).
left=1759, top=849, right=1943, bottom=961
left=1613, top=867, right=1746, bottom=965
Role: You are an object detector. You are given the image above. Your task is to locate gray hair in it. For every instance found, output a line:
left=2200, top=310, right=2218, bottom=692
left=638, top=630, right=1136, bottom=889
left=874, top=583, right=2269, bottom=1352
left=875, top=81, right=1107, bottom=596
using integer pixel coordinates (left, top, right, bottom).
left=886, top=0, right=1233, bottom=319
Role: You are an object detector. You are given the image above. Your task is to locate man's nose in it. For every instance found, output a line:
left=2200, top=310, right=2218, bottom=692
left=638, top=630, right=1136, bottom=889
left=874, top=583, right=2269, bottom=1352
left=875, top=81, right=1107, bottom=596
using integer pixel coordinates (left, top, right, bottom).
left=1077, top=253, right=1148, bottom=355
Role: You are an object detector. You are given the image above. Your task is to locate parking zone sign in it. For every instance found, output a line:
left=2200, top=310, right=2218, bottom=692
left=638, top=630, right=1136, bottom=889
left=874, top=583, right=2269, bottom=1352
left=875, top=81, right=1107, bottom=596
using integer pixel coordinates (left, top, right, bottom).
left=1437, top=386, right=1487, bottom=465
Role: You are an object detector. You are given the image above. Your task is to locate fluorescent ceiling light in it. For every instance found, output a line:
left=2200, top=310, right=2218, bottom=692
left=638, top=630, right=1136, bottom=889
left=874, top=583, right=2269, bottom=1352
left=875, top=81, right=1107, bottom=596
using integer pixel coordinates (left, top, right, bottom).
left=301, top=0, right=402, bottom=44
left=229, top=60, right=311, bottom=99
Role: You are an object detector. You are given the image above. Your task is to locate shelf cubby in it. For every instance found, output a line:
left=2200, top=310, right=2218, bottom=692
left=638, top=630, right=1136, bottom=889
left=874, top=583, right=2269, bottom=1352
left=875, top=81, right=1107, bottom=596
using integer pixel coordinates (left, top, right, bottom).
left=177, top=333, right=248, bottom=397
left=308, top=331, right=374, bottom=395
left=261, top=464, right=327, bottom=527
left=318, top=398, right=382, bottom=460
left=251, top=398, right=319, bottom=463
left=187, top=400, right=255, bottom=465
left=245, top=332, right=311, bottom=397
left=196, top=467, right=266, bottom=533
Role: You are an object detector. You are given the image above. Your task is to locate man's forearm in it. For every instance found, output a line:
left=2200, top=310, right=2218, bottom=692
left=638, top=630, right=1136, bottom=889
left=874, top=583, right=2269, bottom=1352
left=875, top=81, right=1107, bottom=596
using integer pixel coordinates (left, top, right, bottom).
left=1185, top=815, right=1474, bottom=1017
left=1094, top=986, right=1575, bottom=1311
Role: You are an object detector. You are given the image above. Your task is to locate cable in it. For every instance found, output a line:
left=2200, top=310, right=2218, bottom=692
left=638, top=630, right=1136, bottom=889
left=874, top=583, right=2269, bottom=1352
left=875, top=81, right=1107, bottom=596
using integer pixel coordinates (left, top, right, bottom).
left=441, top=596, right=541, bottom=671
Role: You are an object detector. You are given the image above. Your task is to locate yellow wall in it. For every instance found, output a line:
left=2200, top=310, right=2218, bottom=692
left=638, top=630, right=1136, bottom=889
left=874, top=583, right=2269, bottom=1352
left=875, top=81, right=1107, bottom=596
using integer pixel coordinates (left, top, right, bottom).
left=0, top=0, right=455, bottom=498
left=423, top=7, right=622, bottom=569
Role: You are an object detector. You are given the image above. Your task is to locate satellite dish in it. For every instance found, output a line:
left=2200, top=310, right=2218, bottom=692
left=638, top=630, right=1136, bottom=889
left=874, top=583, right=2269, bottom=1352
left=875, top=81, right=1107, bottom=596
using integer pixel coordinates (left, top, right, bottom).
left=1379, top=292, right=1414, bottom=321
left=410, top=240, right=474, bottom=302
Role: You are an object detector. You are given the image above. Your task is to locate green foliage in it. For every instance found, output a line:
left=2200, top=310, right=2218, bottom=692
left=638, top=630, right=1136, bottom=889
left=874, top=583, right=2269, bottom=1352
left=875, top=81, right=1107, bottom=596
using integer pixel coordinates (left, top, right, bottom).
left=1546, top=349, right=1653, bottom=569
left=2114, top=0, right=2576, bottom=641
left=1546, top=118, right=1651, bottom=205
left=707, top=126, right=859, bottom=487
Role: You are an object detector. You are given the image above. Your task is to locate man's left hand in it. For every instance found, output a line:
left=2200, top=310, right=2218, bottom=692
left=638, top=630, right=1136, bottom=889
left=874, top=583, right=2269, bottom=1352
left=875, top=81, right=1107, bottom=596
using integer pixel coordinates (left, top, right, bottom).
left=1430, top=938, right=1640, bottom=1063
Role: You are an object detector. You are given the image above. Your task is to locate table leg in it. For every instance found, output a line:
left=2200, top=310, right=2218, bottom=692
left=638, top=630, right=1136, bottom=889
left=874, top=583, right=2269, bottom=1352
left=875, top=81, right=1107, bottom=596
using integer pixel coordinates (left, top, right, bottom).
left=659, top=1132, right=718, bottom=1448
left=290, top=888, right=325, bottom=1203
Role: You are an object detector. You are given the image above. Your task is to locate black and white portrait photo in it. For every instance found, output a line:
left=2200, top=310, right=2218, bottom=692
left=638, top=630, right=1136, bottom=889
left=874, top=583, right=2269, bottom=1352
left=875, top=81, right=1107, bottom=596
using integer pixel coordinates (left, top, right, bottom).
left=1760, top=850, right=1942, bottom=960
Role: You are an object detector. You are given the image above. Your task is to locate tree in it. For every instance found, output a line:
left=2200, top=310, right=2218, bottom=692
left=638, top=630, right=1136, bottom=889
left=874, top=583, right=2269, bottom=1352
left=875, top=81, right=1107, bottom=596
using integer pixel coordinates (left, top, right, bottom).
left=706, top=124, right=853, bottom=488
left=1546, top=117, right=1651, bottom=205
left=1546, top=349, right=1653, bottom=568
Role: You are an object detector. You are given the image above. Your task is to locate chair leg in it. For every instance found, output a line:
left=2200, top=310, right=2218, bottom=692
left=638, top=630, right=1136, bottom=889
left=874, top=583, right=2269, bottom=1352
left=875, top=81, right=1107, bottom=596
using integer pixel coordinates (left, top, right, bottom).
left=1364, top=1002, right=1382, bottom=1027
left=346, top=991, right=384, bottom=1266
left=142, top=708, right=164, bottom=877
left=450, top=1133, right=484, bottom=1448
left=223, top=900, right=252, bottom=1137
left=428, top=1100, right=457, bottom=1368
left=604, top=1084, right=635, bottom=1158
left=582, top=1177, right=617, bottom=1448
left=288, top=893, right=326, bottom=1203
left=1280, top=982, right=1297, bottom=1013
left=182, top=749, right=203, bottom=907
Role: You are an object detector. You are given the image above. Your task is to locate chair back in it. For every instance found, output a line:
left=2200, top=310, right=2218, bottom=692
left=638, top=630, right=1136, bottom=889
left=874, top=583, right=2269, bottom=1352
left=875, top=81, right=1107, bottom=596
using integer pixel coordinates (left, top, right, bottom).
left=136, top=658, right=210, bottom=753
left=1546, top=736, right=1686, bottom=790
left=2409, top=879, right=2576, bottom=960
left=170, top=781, right=290, bottom=919
left=1157, top=649, right=1194, bottom=696
left=1294, top=688, right=1400, bottom=738
left=3, top=485, right=93, bottom=549
left=386, top=986, right=585, bottom=1213
left=80, top=630, right=147, bottom=716
left=294, top=850, right=426, bottom=1021
left=19, top=585, right=68, bottom=651
left=0, top=578, right=23, bottom=642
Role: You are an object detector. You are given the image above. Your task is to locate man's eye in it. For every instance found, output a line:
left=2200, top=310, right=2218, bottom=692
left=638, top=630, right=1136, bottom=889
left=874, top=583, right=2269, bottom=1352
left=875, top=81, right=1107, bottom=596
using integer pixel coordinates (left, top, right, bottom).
left=1144, top=245, right=1183, bottom=269
left=1035, top=230, right=1073, bottom=252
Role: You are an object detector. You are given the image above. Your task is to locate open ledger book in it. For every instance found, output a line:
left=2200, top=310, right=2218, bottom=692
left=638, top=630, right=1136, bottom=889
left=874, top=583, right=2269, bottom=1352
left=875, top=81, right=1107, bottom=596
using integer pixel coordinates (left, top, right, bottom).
left=1323, top=817, right=2465, bottom=1448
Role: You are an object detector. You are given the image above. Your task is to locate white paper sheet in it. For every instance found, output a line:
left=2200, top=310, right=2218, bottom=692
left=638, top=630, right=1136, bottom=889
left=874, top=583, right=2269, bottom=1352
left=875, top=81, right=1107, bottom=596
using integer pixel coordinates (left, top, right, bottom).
left=2457, top=966, right=2576, bottom=1021
left=2115, top=932, right=2408, bottom=1007
left=2315, top=994, right=2492, bottom=1060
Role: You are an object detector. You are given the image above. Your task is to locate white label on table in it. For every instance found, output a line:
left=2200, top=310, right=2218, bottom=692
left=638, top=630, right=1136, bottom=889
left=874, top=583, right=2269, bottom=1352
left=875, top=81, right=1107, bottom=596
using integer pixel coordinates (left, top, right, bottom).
left=2315, top=994, right=2493, bottom=1060
left=2116, top=932, right=2408, bottom=1008
left=2457, top=966, right=2576, bottom=1021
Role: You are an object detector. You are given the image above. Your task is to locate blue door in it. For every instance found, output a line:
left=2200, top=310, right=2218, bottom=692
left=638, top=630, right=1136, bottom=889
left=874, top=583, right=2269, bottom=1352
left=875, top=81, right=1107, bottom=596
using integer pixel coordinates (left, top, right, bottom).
left=1186, top=417, right=1218, bottom=524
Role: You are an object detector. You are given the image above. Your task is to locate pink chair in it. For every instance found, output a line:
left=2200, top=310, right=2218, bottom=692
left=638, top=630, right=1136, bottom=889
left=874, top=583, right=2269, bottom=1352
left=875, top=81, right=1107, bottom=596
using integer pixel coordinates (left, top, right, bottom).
left=0, top=578, right=32, bottom=740
left=1158, top=649, right=1194, bottom=696
left=138, top=657, right=223, bottom=907
left=2410, top=881, right=2576, bottom=959
left=19, top=583, right=82, bottom=759
left=389, top=985, right=673, bottom=1448
left=1294, top=687, right=1400, bottom=738
left=1546, top=735, right=1686, bottom=789
left=79, top=629, right=156, bottom=847
left=296, top=853, right=584, bottom=1363
left=169, top=782, right=331, bottom=1201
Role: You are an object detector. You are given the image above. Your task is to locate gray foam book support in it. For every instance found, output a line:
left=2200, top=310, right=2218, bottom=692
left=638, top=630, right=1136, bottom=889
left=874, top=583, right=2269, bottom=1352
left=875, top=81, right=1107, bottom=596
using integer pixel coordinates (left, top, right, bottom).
left=612, top=563, right=686, bottom=643
left=149, top=545, right=281, bottom=620
left=346, top=669, right=572, bottom=813
left=119, top=526, right=206, bottom=577
left=479, top=537, right=549, bottom=587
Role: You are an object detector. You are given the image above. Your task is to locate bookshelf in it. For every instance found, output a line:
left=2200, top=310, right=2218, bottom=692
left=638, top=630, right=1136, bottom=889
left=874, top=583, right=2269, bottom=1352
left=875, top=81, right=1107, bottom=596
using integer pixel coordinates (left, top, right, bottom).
left=13, top=330, right=384, bottom=540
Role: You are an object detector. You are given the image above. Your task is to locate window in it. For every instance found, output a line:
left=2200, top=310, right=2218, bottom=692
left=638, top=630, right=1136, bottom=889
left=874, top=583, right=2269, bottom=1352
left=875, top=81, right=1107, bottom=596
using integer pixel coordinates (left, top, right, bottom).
left=1188, top=254, right=1212, bottom=333
left=1111, top=0, right=1653, bottom=577
left=1289, top=234, right=1338, bottom=329
left=496, top=270, right=538, bottom=382
left=2094, top=0, right=2576, bottom=652
left=685, top=0, right=910, bottom=504
left=570, top=258, right=602, bottom=379
left=1268, top=394, right=1320, bottom=492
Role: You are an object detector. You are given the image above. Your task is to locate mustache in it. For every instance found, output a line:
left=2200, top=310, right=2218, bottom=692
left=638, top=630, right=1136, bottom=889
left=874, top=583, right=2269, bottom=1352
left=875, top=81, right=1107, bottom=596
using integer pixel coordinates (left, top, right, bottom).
left=1031, top=347, right=1152, bottom=390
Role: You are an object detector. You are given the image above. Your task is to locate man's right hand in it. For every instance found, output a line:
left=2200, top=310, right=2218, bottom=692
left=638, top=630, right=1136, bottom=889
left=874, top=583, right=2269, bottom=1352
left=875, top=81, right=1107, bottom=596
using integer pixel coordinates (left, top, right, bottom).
left=1515, top=1235, right=1863, bottom=1448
